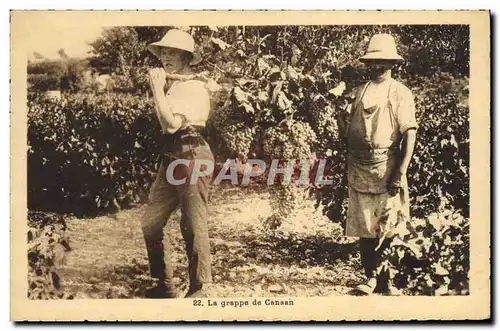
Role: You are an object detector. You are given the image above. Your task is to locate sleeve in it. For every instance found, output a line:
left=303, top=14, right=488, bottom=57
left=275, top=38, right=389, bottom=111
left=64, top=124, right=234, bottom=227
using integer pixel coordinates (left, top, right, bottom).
left=153, top=99, right=183, bottom=135
left=164, top=114, right=187, bottom=134
left=396, top=86, right=419, bottom=135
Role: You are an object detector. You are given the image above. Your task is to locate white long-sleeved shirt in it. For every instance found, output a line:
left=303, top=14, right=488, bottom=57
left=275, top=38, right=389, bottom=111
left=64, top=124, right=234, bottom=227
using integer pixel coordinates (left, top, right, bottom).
left=155, top=80, right=211, bottom=134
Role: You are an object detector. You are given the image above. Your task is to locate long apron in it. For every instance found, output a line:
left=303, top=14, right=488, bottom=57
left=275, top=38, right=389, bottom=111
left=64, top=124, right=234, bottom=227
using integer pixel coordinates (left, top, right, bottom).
left=345, top=79, right=410, bottom=238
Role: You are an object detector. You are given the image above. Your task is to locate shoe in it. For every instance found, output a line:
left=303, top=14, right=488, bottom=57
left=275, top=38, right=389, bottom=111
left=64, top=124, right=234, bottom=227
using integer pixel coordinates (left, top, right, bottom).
left=350, top=277, right=377, bottom=296
left=184, top=284, right=211, bottom=298
left=374, top=270, right=390, bottom=295
left=387, top=286, right=404, bottom=296
left=144, top=283, right=178, bottom=299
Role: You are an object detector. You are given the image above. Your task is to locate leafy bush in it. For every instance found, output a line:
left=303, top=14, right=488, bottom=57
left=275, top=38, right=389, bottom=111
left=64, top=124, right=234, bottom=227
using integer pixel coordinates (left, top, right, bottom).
left=407, top=74, right=469, bottom=218
left=377, top=207, right=469, bottom=295
left=28, top=57, right=89, bottom=93
left=28, top=211, right=72, bottom=299
left=28, top=92, right=163, bottom=215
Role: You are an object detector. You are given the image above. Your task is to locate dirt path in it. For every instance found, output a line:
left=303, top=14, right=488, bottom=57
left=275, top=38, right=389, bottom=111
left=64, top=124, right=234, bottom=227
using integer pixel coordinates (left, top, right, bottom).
left=58, top=186, right=365, bottom=298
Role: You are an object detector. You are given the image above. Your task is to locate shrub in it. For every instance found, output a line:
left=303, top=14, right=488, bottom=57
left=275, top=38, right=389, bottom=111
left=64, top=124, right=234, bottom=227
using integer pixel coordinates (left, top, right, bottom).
left=27, top=211, right=72, bottom=299
left=408, top=74, right=469, bottom=218
left=377, top=207, right=469, bottom=295
left=28, top=92, right=162, bottom=215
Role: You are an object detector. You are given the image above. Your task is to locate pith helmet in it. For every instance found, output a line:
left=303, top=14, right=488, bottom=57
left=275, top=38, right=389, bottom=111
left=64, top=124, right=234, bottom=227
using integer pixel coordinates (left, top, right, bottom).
left=359, top=33, right=404, bottom=63
left=147, top=29, right=202, bottom=65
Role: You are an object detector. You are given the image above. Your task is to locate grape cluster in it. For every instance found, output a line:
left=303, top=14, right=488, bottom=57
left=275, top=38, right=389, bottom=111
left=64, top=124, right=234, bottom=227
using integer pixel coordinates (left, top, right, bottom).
left=262, top=120, right=317, bottom=160
left=290, top=121, right=317, bottom=159
left=210, top=99, right=233, bottom=129
left=311, top=105, right=340, bottom=155
left=269, top=184, right=308, bottom=221
left=220, top=123, right=254, bottom=159
left=262, top=126, right=289, bottom=159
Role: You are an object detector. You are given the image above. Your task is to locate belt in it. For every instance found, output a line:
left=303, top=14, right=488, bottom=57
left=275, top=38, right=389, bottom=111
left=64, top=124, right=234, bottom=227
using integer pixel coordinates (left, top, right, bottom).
left=177, top=125, right=204, bottom=135
left=348, top=147, right=399, bottom=164
left=162, top=125, right=207, bottom=154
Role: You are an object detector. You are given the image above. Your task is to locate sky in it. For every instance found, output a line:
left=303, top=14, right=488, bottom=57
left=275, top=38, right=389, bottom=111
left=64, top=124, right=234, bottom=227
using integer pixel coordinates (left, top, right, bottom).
left=26, top=23, right=107, bottom=60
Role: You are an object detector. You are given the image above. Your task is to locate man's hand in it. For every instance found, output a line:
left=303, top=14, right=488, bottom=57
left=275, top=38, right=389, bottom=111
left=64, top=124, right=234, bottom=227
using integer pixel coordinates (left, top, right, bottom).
left=387, top=170, right=405, bottom=197
left=148, top=68, right=167, bottom=94
left=388, top=129, right=417, bottom=196
left=336, top=108, right=351, bottom=139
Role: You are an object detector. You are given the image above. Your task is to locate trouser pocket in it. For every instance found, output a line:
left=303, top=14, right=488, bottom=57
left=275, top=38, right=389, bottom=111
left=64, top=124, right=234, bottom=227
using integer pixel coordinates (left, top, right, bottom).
left=164, top=141, right=214, bottom=186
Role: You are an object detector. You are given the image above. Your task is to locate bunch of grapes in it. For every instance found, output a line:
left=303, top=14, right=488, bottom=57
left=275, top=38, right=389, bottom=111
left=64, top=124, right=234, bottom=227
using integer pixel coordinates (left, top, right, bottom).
left=268, top=184, right=308, bottom=221
left=262, top=120, right=317, bottom=160
left=262, top=126, right=290, bottom=159
left=210, top=97, right=233, bottom=129
left=261, top=120, right=318, bottom=226
left=312, top=105, right=340, bottom=154
left=289, top=120, right=317, bottom=159
left=309, top=102, right=348, bottom=225
left=309, top=99, right=342, bottom=156
left=220, top=123, right=255, bottom=160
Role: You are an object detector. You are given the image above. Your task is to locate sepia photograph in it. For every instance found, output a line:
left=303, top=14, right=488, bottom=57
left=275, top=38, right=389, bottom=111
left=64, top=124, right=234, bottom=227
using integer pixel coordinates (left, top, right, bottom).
left=10, top=10, right=490, bottom=321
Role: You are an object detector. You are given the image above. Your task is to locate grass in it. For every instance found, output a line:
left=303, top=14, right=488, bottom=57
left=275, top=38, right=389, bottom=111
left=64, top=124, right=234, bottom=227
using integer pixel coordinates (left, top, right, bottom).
left=57, top=184, right=365, bottom=299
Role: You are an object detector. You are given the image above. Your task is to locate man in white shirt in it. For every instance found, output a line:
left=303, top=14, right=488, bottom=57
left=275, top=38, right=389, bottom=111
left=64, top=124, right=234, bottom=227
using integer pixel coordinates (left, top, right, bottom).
left=338, top=34, right=418, bottom=295
left=141, top=29, right=214, bottom=298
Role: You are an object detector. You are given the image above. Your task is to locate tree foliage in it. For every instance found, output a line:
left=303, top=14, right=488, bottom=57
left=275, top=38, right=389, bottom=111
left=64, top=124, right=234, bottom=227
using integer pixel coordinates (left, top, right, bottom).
left=28, top=55, right=89, bottom=93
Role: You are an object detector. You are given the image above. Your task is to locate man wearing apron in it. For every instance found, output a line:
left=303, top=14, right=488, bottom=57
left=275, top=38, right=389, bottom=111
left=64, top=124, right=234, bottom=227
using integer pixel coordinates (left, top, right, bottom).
left=142, top=29, right=214, bottom=298
left=338, top=34, right=418, bottom=295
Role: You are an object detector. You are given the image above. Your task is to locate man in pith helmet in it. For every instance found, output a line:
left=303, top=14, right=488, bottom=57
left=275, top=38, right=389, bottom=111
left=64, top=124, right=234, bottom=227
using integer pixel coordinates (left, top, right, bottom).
left=141, top=28, right=214, bottom=298
left=338, top=33, right=418, bottom=295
